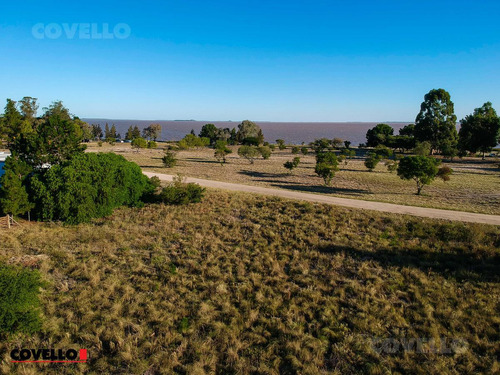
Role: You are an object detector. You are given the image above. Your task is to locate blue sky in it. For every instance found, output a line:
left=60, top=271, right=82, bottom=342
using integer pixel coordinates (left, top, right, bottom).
left=1, top=0, right=499, bottom=121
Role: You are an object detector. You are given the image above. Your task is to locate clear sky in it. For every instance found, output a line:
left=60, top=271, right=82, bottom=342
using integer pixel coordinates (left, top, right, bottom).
left=1, top=0, right=499, bottom=121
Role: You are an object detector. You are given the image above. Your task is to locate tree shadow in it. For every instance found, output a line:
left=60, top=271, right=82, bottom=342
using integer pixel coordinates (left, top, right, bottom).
left=239, top=170, right=287, bottom=178
left=270, top=183, right=371, bottom=196
left=317, top=244, right=500, bottom=283
left=184, top=158, right=222, bottom=164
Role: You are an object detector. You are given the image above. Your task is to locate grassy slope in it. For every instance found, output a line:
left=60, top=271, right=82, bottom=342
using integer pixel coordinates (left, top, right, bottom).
left=1, top=191, right=499, bottom=374
left=87, top=143, right=500, bottom=215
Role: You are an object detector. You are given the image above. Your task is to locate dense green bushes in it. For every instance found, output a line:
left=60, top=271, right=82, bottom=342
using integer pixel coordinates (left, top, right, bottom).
left=29, top=153, right=153, bottom=224
left=0, top=264, right=43, bottom=335
left=159, top=176, right=205, bottom=205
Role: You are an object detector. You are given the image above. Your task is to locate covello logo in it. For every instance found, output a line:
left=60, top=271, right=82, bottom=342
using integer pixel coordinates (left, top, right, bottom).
left=10, top=348, right=88, bottom=363
left=32, top=23, right=131, bottom=40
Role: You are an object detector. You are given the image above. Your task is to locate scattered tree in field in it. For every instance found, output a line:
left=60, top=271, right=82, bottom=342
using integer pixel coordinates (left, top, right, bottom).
left=291, top=146, right=300, bottom=154
left=315, top=152, right=339, bottom=186
left=142, top=123, right=162, bottom=141
left=237, top=120, right=263, bottom=144
left=413, top=141, right=432, bottom=156
left=283, top=157, right=301, bottom=174
left=162, top=151, right=177, bottom=168
left=0, top=157, right=33, bottom=217
left=385, top=160, right=398, bottom=173
left=310, top=138, right=331, bottom=153
left=366, top=124, right=394, bottom=147
left=238, top=145, right=260, bottom=164
left=179, top=133, right=210, bottom=149
left=437, top=166, right=453, bottom=182
left=344, top=140, right=351, bottom=149
left=276, top=139, right=286, bottom=150
left=397, top=155, right=440, bottom=195
left=331, top=138, right=343, bottom=148
left=199, top=123, right=218, bottom=145
left=364, top=153, right=381, bottom=171
left=414, top=88, right=458, bottom=154
left=301, top=147, right=308, bottom=155
left=214, top=140, right=232, bottom=165
left=315, top=163, right=337, bottom=186
left=458, top=102, right=500, bottom=159
left=341, top=148, right=356, bottom=165
left=131, top=137, right=148, bottom=149
left=373, top=145, right=393, bottom=159
left=258, top=146, right=271, bottom=160
left=147, top=141, right=157, bottom=149
left=269, top=144, right=276, bottom=151
left=92, top=124, right=103, bottom=140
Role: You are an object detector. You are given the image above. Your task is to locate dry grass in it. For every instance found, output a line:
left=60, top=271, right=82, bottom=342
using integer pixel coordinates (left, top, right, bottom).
left=87, top=143, right=500, bottom=214
left=1, top=190, right=499, bottom=374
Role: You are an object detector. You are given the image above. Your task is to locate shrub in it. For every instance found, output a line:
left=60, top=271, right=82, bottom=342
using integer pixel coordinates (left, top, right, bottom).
left=258, top=146, right=271, bottom=160
left=269, top=144, right=276, bottom=151
left=414, top=141, right=432, bottom=156
left=242, top=137, right=260, bottom=146
left=301, top=147, right=308, bottom=155
left=0, top=264, right=43, bottom=335
left=159, top=176, right=205, bottom=205
left=364, top=153, right=381, bottom=171
left=238, top=146, right=260, bottom=164
left=315, top=163, right=337, bottom=186
left=214, top=141, right=232, bottom=165
left=131, top=137, right=148, bottom=149
left=291, top=146, right=300, bottom=154
left=316, top=152, right=338, bottom=165
left=437, top=166, right=453, bottom=182
left=385, top=160, right=398, bottom=173
left=283, top=157, right=300, bottom=174
left=162, top=151, right=177, bottom=168
left=147, top=141, right=158, bottom=149
left=28, top=153, right=152, bottom=224
left=276, top=139, right=286, bottom=150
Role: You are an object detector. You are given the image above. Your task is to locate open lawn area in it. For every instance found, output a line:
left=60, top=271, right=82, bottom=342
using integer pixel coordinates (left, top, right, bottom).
left=1, top=191, right=499, bottom=374
left=87, top=143, right=500, bottom=215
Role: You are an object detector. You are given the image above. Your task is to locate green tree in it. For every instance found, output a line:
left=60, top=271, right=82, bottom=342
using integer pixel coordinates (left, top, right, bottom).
left=458, top=102, right=500, bottom=159
left=310, top=138, right=331, bottom=153
left=366, top=124, right=394, bottom=147
left=301, top=147, right=308, bottom=155
left=331, top=138, right=343, bottom=148
left=276, top=139, right=286, bottom=150
left=397, top=156, right=440, bottom=195
left=214, top=140, right=232, bottom=165
left=399, top=124, right=415, bottom=137
left=237, top=120, right=262, bottom=144
left=414, top=89, right=458, bottom=154
left=199, top=123, right=218, bottom=145
left=364, top=153, right=381, bottom=171
left=413, top=141, right=432, bottom=156
left=284, top=157, right=301, bottom=174
left=0, top=157, right=33, bottom=217
left=238, top=145, right=260, bottom=164
left=125, top=126, right=134, bottom=140
left=259, top=146, right=271, bottom=160
left=10, top=102, right=85, bottom=168
left=2, top=99, right=23, bottom=143
left=131, top=137, right=148, bottom=149
left=162, top=151, right=177, bottom=167
left=143, top=123, right=162, bottom=141
left=92, top=124, right=103, bottom=140
left=315, top=163, right=338, bottom=186
left=291, top=146, right=300, bottom=154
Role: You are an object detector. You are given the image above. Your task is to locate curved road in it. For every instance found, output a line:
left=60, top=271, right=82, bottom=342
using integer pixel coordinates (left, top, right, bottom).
left=143, top=172, right=500, bottom=226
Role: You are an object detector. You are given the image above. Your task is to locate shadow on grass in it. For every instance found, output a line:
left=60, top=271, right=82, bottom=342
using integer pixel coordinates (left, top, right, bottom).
left=318, top=244, right=500, bottom=282
left=239, top=170, right=287, bottom=178
left=184, top=158, right=223, bottom=164
left=270, top=183, right=371, bottom=196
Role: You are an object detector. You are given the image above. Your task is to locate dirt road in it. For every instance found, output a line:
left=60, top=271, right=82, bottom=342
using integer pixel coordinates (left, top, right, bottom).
left=143, top=172, right=500, bottom=225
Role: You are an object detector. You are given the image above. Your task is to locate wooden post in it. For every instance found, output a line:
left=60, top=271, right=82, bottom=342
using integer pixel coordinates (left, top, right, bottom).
left=7, top=214, right=10, bottom=229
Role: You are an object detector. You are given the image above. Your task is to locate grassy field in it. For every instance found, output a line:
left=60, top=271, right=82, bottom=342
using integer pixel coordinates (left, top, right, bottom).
left=86, top=143, right=500, bottom=215
left=1, top=190, right=499, bottom=374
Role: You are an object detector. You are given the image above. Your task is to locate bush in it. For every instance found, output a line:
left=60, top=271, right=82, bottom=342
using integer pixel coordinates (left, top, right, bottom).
left=316, top=152, right=338, bottom=165
left=28, top=153, right=152, bottom=224
left=437, top=166, right=453, bottom=182
left=147, top=141, right=158, bottom=149
left=131, top=137, right=148, bottom=149
left=283, top=157, right=300, bottom=173
left=291, top=146, right=300, bottom=154
left=258, top=146, right=271, bottom=160
left=364, top=153, right=381, bottom=171
left=269, top=144, right=276, bottom=151
left=0, top=264, right=43, bottom=335
left=301, top=147, right=308, bottom=155
left=214, top=141, right=232, bottom=165
left=159, top=176, right=205, bottom=205
left=242, top=137, right=260, bottom=146
left=315, top=163, right=337, bottom=186
left=162, top=151, right=177, bottom=168
left=238, top=146, right=260, bottom=164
